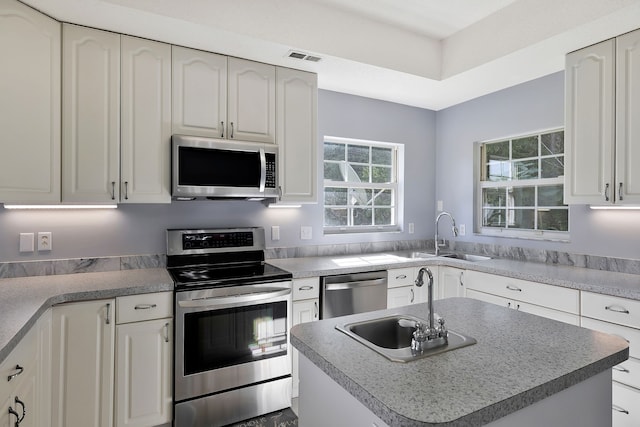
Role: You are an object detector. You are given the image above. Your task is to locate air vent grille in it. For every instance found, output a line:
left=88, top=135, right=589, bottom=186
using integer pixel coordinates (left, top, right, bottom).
left=286, top=50, right=322, bottom=62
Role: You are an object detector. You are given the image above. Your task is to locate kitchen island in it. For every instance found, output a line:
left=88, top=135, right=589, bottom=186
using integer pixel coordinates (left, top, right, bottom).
left=291, top=298, right=629, bottom=426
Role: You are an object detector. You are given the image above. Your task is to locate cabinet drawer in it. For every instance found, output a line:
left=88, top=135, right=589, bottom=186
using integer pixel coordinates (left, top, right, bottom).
left=581, top=317, right=639, bottom=359
left=293, top=277, right=319, bottom=301
left=116, top=292, right=173, bottom=324
left=387, top=268, right=415, bottom=288
left=582, top=292, right=640, bottom=329
left=0, top=325, right=37, bottom=398
left=465, top=270, right=579, bottom=314
left=613, top=356, right=640, bottom=390
left=613, top=382, right=640, bottom=427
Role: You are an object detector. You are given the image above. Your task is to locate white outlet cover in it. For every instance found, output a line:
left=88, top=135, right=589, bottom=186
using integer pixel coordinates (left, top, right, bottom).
left=38, top=232, right=52, bottom=251
left=19, top=233, right=34, bottom=253
left=271, top=225, right=280, bottom=241
left=301, top=226, right=312, bottom=240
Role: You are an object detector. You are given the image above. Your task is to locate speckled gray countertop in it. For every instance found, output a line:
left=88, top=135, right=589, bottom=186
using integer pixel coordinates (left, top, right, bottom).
left=0, top=268, right=173, bottom=364
left=268, top=251, right=640, bottom=300
left=291, top=298, right=629, bottom=426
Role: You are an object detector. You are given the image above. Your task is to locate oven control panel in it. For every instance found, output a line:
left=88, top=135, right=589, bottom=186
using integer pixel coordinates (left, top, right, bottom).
left=183, top=231, right=254, bottom=250
left=167, top=227, right=266, bottom=256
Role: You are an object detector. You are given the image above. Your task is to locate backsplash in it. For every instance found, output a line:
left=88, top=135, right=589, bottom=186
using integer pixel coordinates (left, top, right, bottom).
left=0, top=240, right=638, bottom=279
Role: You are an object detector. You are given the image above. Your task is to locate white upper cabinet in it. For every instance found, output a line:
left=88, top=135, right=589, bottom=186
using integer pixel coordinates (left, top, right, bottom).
left=276, top=67, right=318, bottom=203
left=172, top=46, right=227, bottom=138
left=121, top=36, right=171, bottom=204
left=615, top=29, right=640, bottom=204
left=62, top=24, right=121, bottom=203
left=227, top=57, right=276, bottom=144
left=565, top=28, right=640, bottom=205
left=0, top=0, right=61, bottom=203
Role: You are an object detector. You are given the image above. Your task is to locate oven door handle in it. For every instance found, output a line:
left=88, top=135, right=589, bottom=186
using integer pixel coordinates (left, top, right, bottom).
left=178, top=288, right=291, bottom=308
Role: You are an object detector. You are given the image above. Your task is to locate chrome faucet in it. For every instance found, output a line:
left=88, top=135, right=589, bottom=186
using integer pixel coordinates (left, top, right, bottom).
left=434, top=211, right=458, bottom=256
left=412, top=267, right=448, bottom=353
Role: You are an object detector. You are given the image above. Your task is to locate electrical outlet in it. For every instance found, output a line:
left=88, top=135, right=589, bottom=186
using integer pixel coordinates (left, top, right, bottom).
left=437, top=200, right=443, bottom=211
left=19, top=233, right=34, bottom=253
left=271, top=226, right=280, bottom=241
left=300, top=226, right=312, bottom=240
left=458, top=224, right=466, bottom=236
left=408, top=223, right=414, bottom=234
left=38, top=232, right=52, bottom=251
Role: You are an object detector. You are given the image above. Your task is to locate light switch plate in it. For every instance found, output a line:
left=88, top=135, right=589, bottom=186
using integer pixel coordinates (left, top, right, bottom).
left=300, top=226, right=312, bottom=240
left=437, top=200, right=443, bottom=211
left=271, top=226, right=280, bottom=241
left=19, top=233, right=34, bottom=253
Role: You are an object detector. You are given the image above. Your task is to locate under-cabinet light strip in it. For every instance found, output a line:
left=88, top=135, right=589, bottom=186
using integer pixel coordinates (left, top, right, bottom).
left=3, top=204, right=118, bottom=210
left=589, top=205, right=640, bottom=210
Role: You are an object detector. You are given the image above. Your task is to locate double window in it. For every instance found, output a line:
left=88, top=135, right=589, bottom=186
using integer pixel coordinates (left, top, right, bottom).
left=477, top=129, right=569, bottom=240
left=323, top=136, right=402, bottom=233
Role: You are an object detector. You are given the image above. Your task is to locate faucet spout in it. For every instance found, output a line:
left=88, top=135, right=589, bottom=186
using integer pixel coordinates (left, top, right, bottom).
left=435, top=211, right=458, bottom=256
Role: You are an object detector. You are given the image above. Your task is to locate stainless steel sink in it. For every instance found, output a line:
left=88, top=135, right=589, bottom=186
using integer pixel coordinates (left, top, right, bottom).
left=403, top=251, right=438, bottom=259
left=439, top=253, right=492, bottom=262
left=335, top=314, right=477, bottom=362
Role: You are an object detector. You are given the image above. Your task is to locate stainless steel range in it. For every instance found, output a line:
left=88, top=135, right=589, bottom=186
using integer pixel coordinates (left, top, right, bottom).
left=167, top=227, right=293, bottom=427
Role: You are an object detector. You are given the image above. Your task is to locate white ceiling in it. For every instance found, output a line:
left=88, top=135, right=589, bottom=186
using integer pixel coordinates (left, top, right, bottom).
left=22, top=0, right=640, bottom=110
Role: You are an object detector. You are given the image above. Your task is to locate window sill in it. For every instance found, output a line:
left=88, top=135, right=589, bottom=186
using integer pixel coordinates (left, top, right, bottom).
left=477, top=228, right=570, bottom=242
left=324, top=226, right=401, bottom=235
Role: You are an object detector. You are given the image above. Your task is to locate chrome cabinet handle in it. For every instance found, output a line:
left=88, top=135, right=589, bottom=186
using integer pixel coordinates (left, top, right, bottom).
left=314, top=301, right=318, bottom=319
left=612, top=404, right=629, bottom=415
left=605, top=183, right=610, bottom=201
left=220, top=121, right=224, bottom=138
left=9, top=396, right=26, bottom=426
left=410, top=288, right=415, bottom=303
left=459, top=271, right=464, bottom=286
left=298, top=285, right=313, bottom=291
left=7, top=365, right=23, bottom=382
left=396, top=274, right=407, bottom=280
left=618, top=182, right=623, bottom=201
left=164, top=323, right=170, bottom=343
left=124, top=181, right=129, bottom=200
left=230, top=122, right=234, bottom=138
left=612, top=365, right=630, bottom=373
left=278, top=185, right=282, bottom=201
left=605, top=305, right=630, bottom=314
left=134, top=304, right=157, bottom=310
left=111, top=181, right=116, bottom=200
left=106, top=303, right=111, bottom=325
left=506, top=285, right=522, bottom=292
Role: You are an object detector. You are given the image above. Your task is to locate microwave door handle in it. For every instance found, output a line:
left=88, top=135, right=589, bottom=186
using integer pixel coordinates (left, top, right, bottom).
left=178, top=288, right=291, bottom=308
left=259, top=148, right=266, bottom=192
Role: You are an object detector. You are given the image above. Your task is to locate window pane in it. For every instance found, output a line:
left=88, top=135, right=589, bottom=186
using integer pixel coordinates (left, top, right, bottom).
left=325, top=208, right=347, bottom=226
left=486, top=160, right=511, bottom=181
left=371, top=166, right=391, bottom=183
left=374, top=208, right=392, bottom=225
left=353, top=208, right=372, bottom=226
left=348, top=164, right=369, bottom=182
left=347, top=145, right=369, bottom=163
left=349, top=188, right=372, bottom=206
left=483, top=209, right=506, bottom=227
left=538, top=209, right=568, bottom=231
left=512, top=136, right=538, bottom=159
left=324, top=143, right=345, bottom=161
left=324, top=162, right=345, bottom=181
left=541, top=131, right=564, bottom=155
left=483, top=188, right=506, bottom=207
left=509, top=209, right=535, bottom=229
left=485, top=140, right=509, bottom=161
left=324, top=187, right=347, bottom=205
left=541, top=156, right=564, bottom=179
left=510, top=186, right=535, bottom=207
left=538, top=185, right=565, bottom=206
left=372, top=147, right=392, bottom=165
left=513, top=159, right=538, bottom=180
left=374, top=189, right=392, bottom=206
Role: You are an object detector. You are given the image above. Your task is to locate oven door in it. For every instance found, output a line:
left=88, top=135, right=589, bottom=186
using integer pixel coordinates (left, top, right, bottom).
left=175, top=282, right=292, bottom=402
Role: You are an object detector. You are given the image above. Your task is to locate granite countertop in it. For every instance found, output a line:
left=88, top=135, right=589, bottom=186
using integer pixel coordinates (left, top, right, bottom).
left=0, top=268, right=173, bottom=365
left=268, top=251, right=640, bottom=300
left=291, top=298, right=630, bottom=426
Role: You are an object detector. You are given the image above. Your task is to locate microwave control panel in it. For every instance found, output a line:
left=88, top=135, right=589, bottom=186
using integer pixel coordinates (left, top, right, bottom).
left=265, top=153, right=276, bottom=189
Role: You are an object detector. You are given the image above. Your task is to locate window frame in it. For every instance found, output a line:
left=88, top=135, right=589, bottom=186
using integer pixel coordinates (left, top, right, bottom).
left=323, top=136, right=404, bottom=235
left=474, top=128, right=570, bottom=242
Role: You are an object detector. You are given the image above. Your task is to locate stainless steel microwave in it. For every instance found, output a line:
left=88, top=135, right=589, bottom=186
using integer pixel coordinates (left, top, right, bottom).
left=171, top=135, right=279, bottom=200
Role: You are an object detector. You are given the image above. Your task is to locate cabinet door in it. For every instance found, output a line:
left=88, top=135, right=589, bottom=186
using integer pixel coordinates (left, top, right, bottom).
left=387, top=286, right=414, bottom=309
left=276, top=67, right=317, bottom=203
left=292, top=299, right=319, bottom=398
left=52, top=299, right=115, bottom=427
left=564, top=39, right=615, bottom=204
left=616, top=28, right=640, bottom=204
left=172, top=46, right=227, bottom=138
left=120, top=36, right=171, bottom=204
left=228, top=57, right=276, bottom=143
left=439, top=267, right=465, bottom=299
left=62, top=24, right=121, bottom=203
left=0, top=0, right=61, bottom=203
left=115, top=319, right=172, bottom=427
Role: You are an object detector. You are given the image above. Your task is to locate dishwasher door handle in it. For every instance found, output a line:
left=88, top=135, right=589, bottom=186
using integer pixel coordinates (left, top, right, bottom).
left=324, top=278, right=387, bottom=291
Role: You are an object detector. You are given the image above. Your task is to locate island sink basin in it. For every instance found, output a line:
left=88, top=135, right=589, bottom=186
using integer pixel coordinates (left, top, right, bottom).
left=336, top=314, right=477, bottom=362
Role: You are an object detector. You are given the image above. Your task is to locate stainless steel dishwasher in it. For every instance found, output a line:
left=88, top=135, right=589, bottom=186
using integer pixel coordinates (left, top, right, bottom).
left=320, top=271, right=387, bottom=319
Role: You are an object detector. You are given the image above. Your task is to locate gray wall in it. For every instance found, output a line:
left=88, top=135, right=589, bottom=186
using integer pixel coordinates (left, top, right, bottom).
left=0, top=90, right=436, bottom=262
left=436, top=71, right=640, bottom=260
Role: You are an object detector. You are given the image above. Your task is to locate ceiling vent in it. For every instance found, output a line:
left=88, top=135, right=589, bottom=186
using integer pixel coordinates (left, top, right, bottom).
left=286, top=50, right=322, bottom=62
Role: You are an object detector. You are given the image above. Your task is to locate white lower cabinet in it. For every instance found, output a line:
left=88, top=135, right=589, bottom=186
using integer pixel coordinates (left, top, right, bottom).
left=52, top=299, right=116, bottom=427
left=386, top=266, right=434, bottom=309
left=291, top=277, right=319, bottom=398
left=612, top=382, right=640, bottom=427
left=438, top=267, right=465, bottom=299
